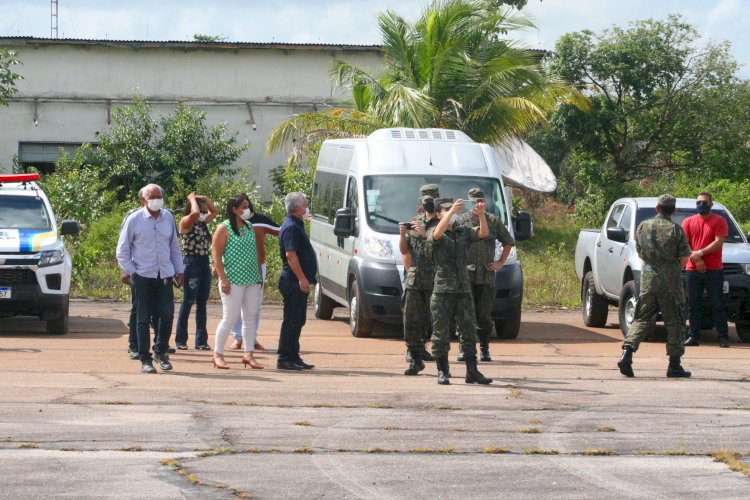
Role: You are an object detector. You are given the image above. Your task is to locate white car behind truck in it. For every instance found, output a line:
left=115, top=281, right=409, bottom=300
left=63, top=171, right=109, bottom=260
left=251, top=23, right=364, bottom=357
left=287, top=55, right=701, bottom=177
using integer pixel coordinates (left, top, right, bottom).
left=574, top=197, right=750, bottom=342
left=0, top=173, right=80, bottom=334
left=310, top=127, right=533, bottom=339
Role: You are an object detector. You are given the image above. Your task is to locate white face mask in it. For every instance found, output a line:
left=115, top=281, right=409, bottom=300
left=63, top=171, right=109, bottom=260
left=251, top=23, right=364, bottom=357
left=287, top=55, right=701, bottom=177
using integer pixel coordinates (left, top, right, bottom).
left=240, top=208, right=252, bottom=220
left=147, top=198, right=164, bottom=212
left=198, top=212, right=209, bottom=222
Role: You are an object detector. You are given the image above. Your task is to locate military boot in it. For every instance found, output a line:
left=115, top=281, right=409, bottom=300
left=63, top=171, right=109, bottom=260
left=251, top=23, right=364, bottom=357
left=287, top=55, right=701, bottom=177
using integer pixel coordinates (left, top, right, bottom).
left=617, top=346, right=634, bottom=377
left=421, top=342, right=435, bottom=362
left=465, top=356, right=492, bottom=384
left=666, top=356, right=691, bottom=378
left=456, top=345, right=465, bottom=362
left=404, top=351, right=425, bottom=376
left=478, top=330, right=491, bottom=362
left=436, top=357, right=450, bottom=385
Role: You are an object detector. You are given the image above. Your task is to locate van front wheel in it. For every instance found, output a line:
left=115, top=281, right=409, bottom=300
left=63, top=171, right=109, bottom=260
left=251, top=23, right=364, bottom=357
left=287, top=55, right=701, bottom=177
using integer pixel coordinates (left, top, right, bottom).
left=349, top=279, right=372, bottom=338
left=314, top=282, right=335, bottom=320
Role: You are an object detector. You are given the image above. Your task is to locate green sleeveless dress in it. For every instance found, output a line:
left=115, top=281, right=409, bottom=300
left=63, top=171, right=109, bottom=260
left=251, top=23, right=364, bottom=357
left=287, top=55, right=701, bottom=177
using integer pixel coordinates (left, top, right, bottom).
left=221, top=220, right=261, bottom=285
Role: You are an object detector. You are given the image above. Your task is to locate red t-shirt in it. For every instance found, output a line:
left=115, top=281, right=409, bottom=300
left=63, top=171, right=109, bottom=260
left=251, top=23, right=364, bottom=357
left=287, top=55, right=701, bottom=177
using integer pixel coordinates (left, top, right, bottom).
left=682, top=213, right=728, bottom=271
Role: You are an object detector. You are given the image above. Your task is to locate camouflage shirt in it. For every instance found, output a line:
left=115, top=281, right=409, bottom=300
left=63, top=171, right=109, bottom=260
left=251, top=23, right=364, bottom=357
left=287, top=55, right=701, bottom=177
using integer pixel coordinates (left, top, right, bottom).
left=403, top=213, right=439, bottom=290
left=456, top=211, right=515, bottom=285
left=427, top=224, right=482, bottom=294
left=635, top=214, right=691, bottom=291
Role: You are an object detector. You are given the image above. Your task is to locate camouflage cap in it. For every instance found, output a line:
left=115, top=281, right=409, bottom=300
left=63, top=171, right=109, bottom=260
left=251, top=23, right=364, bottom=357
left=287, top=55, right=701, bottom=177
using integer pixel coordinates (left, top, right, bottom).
left=468, top=187, right=485, bottom=199
left=419, top=183, right=440, bottom=200
left=657, top=194, right=676, bottom=207
left=434, top=197, right=454, bottom=210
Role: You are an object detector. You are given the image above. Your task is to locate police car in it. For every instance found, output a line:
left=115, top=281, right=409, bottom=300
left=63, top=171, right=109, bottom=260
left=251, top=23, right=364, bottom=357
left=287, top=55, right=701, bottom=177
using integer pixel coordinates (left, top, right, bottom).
left=0, top=173, right=79, bottom=334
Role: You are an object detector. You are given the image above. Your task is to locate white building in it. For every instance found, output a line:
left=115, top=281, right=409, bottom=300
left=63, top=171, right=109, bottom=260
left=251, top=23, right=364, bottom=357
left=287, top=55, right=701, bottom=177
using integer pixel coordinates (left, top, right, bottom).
left=0, top=37, right=383, bottom=199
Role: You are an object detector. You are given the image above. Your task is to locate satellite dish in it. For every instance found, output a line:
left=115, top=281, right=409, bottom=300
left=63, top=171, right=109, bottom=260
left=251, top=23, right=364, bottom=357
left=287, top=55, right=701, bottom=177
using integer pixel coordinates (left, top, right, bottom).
left=493, top=139, right=557, bottom=193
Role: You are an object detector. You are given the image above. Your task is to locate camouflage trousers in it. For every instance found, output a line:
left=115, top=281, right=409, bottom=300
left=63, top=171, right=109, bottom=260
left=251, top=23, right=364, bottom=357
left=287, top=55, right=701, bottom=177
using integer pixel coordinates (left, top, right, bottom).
left=402, top=288, right=433, bottom=352
left=430, top=292, right=478, bottom=359
left=623, top=288, right=686, bottom=357
left=471, top=283, right=494, bottom=347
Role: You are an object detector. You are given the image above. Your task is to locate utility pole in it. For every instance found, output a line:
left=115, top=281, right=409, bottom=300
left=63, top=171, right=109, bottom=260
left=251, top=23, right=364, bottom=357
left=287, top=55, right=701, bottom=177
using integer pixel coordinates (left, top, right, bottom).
left=51, top=0, right=59, bottom=38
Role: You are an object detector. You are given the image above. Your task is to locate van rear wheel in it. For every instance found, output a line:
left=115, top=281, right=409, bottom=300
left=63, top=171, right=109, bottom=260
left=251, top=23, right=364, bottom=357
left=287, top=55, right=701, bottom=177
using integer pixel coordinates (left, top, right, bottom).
left=313, top=282, right=335, bottom=320
left=349, top=279, right=372, bottom=337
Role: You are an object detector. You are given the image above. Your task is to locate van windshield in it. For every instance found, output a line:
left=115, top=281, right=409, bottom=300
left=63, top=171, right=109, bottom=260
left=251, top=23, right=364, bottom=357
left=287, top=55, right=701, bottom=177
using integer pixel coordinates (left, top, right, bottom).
left=0, top=195, right=52, bottom=230
left=363, top=175, right=507, bottom=234
left=636, top=207, right=745, bottom=244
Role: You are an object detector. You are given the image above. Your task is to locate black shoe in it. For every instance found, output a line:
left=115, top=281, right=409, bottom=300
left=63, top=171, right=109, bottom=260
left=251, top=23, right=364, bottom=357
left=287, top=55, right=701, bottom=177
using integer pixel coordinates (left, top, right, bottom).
left=618, top=346, right=634, bottom=377
left=404, top=352, right=425, bottom=376
left=456, top=346, right=465, bottom=362
left=684, top=337, right=700, bottom=347
left=166, top=347, right=176, bottom=354
left=154, top=354, right=173, bottom=371
left=294, top=358, right=315, bottom=370
left=719, top=338, right=730, bottom=348
left=480, top=347, right=491, bottom=362
left=196, top=345, right=212, bottom=350
left=666, top=356, right=691, bottom=378
left=128, top=347, right=139, bottom=360
left=141, top=361, right=157, bottom=374
left=176, top=343, right=188, bottom=350
left=465, top=356, right=492, bottom=384
left=421, top=346, right=435, bottom=362
left=436, top=357, right=451, bottom=385
left=277, top=360, right=303, bottom=371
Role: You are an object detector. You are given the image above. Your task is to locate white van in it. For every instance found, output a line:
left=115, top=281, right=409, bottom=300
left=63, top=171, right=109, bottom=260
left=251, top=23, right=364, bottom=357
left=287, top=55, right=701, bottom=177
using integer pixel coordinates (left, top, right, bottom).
left=310, top=128, right=532, bottom=338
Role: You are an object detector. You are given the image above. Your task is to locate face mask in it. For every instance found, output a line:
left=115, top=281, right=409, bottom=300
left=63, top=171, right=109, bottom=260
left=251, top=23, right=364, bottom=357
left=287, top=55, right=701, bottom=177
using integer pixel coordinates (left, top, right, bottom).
left=240, top=208, right=252, bottom=220
left=422, top=200, right=435, bottom=213
left=147, top=198, right=163, bottom=212
left=696, top=201, right=711, bottom=214
left=448, top=214, right=457, bottom=225
left=198, top=212, right=209, bottom=222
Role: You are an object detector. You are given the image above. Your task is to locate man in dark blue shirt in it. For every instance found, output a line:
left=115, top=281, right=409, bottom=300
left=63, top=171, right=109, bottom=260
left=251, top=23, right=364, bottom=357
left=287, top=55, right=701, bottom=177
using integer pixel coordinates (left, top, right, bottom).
left=277, top=191, right=318, bottom=370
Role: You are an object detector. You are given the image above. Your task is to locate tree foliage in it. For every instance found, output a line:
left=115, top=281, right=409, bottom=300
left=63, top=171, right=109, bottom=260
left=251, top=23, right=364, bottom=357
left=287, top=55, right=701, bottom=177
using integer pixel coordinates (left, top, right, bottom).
left=268, top=0, right=587, bottom=165
left=0, top=48, right=22, bottom=106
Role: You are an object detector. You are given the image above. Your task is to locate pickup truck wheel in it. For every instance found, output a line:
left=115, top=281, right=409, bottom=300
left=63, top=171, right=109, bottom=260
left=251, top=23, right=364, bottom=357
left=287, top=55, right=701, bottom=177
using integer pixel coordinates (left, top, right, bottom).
left=349, top=279, right=372, bottom=338
left=313, top=282, right=335, bottom=320
left=618, top=280, right=639, bottom=338
left=736, top=323, right=750, bottom=343
left=495, top=309, right=521, bottom=340
left=582, top=271, right=608, bottom=327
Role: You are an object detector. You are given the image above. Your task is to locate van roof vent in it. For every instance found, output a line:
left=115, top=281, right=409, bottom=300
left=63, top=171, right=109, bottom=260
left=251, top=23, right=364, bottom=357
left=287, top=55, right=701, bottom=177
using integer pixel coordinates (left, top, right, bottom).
left=404, top=130, right=416, bottom=139
left=418, top=130, right=429, bottom=140
left=390, top=129, right=403, bottom=139
left=431, top=130, right=443, bottom=140
left=445, top=130, right=456, bottom=140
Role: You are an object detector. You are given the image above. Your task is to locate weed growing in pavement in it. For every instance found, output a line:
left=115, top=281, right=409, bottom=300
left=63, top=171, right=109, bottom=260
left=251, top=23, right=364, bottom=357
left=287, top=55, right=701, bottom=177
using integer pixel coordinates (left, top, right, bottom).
left=434, top=404, right=461, bottom=410
left=197, top=446, right=237, bottom=457
left=528, top=418, right=543, bottom=424
left=510, top=388, right=523, bottom=398
left=382, top=425, right=407, bottom=431
left=711, top=450, right=750, bottom=477
left=518, top=427, right=541, bottom=434
left=363, top=447, right=392, bottom=453
left=523, top=448, right=559, bottom=455
left=581, top=448, right=616, bottom=456
left=294, top=420, right=312, bottom=426
left=16, top=443, right=39, bottom=449
left=160, top=458, right=182, bottom=468
left=483, top=447, right=510, bottom=454
left=595, top=426, right=616, bottom=432
left=186, top=475, right=203, bottom=485
left=118, top=446, right=144, bottom=452
left=59, top=448, right=77, bottom=452
left=222, top=401, right=237, bottom=406
left=367, top=403, right=393, bottom=409
left=293, top=447, right=315, bottom=454
left=97, top=400, right=132, bottom=405
left=439, top=447, right=455, bottom=454
left=410, top=448, right=434, bottom=453
left=191, top=400, right=207, bottom=404
left=243, top=448, right=260, bottom=453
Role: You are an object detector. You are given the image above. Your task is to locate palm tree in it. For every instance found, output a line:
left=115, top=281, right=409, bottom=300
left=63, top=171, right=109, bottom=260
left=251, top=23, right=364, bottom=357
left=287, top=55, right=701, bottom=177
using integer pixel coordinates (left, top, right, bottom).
left=267, top=0, right=588, bottom=165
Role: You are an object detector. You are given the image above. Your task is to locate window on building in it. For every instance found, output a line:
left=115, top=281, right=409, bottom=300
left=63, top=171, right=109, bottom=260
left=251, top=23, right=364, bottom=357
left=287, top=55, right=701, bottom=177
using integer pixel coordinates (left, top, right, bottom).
left=18, top=142, right=90, bottom=174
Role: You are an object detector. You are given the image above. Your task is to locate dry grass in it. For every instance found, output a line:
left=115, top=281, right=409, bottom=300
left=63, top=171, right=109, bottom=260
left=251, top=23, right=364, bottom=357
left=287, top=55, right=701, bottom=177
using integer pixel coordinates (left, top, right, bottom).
left=367, top=403, right=393, bottom=409
left=528, top=418, right=543, bottom=424
left=483, top=447, right=510, bottom=454
left=293, top=447, right=315, bottom=454
left=294, top=420, right=312, bottom=427
left=517, top=427, right=541, bottom=434
left=595, top=426, right=616, bottom=432
left=97, top=400, right=132, bottom=405
left=434, top=404, right=462, bottom=410
left=581, top=448, right=615, bottom=456
left=16, top=443, right=39, bottom=449
left=118, top=445, right=144, bottom=452
left=523, top=448, right=559, bottom=455
left=438, top=447, right=455, bottom=454
left=160, top=458, right=182, bottom=468
left=711, top=450, right=750, bottom=477
left=197, top=446, right=237, bottom=457
left=363, top=447, right=392, bottom=453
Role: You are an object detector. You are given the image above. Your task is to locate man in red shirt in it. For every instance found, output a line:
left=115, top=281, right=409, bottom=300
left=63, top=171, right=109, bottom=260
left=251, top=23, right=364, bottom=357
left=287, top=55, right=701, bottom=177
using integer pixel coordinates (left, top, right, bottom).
left=682, top=192, right=730, bottom=347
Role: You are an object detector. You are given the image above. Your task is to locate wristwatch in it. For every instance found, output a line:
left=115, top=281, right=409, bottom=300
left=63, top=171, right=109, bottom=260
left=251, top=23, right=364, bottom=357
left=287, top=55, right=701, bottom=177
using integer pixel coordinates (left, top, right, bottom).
left=697, top=250, right=704, bottom=257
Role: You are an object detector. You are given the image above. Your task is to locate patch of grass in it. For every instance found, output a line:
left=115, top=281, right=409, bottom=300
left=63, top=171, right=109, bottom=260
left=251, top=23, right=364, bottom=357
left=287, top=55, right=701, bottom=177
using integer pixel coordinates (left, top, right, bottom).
left=439, top=447, right=455, bottom=454
left=97, top=400, right=132, bottom=405
left=197, top=446, right=237, bottom=457
left=581, top=448, right=615, bottom=456
left=382, top=425, right=407, bottom=431
left=528, top=418, right=543, bottom=424
left=160, top=458, right=182, bottom=468
left=523, top=448, right=559, bottom=455
left=242, top=402, right=257, bottom=407
left=483, top=447, right=510, bottom=454
left=306, top=403, right=339, bottom=408
left=186, top=474, right=203, bottom=485
left=293, top=447, right=314, bottom=454
left=517, top=427, right=541, bottom=434
left=367, top=403, right=393, bottom=409
left=711, top=450, right=750, bottom=477
left=294, top=420, right=312, bottom=426
left=509, top=388, right=523, bottom=398
left=118, top=445, right=144, bottom=452
left=363, top=447, right=392, bottom=453
left=595, top=426, right=616, bottom=432
left=16, top=443, right=39, bottom=449
left=243, top=448, right=260, bottom=453
left=434, top=404, right=461, bottom=410
left=191, top=399, right=207, bottom=404
left=409, top=448, right=434, bottom=453
left=660, top=449, right=691, bottom=456
left=222, top=401, right=237, bottom=406
left=267, top=448, right=283, bottom=453
left=163, top=447, right=176, bottom=452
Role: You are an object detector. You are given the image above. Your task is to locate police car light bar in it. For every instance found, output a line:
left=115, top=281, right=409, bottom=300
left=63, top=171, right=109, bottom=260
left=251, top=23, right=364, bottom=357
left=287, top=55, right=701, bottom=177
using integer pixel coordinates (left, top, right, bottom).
left=0, top=173, right=41, bottom=184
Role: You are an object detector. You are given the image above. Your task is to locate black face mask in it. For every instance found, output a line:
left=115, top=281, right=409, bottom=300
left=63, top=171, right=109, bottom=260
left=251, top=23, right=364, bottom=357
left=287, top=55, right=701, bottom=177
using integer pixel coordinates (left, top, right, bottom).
left=422, top=200, right=435, bottom=213
left=696, top=201, right=711, bottom=214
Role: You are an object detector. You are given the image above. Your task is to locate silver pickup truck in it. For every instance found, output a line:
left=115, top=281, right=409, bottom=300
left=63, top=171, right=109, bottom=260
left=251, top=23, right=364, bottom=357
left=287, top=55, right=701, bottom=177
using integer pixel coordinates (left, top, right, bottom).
left=574, top=197, right=750, bottom=342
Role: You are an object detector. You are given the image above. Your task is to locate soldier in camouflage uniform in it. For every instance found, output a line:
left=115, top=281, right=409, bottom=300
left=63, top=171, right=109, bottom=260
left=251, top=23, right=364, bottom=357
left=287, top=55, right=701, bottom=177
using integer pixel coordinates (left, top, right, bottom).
left=427, top=197, right=492, bottom=385
left=456, top=188, right=515, bottom=362
left=619, top=194, right=692, bottom=378
left=399, top=184, right=440, bottom=375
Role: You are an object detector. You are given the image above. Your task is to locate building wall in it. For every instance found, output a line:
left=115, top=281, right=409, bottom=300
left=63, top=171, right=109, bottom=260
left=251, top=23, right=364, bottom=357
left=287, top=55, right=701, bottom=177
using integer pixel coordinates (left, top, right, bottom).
left=0, top=38, right=383, bottom=199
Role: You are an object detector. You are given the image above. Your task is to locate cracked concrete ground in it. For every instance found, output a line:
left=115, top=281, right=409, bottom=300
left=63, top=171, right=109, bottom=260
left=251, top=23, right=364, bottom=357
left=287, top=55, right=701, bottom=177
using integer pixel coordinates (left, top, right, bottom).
left=0, top=300, right=748, bottom=498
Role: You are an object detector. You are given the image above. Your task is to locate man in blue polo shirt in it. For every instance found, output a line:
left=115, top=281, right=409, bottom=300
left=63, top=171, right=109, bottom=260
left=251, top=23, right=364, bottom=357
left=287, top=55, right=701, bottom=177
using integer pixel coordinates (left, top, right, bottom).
left=276, top=191, right=318, bottom=371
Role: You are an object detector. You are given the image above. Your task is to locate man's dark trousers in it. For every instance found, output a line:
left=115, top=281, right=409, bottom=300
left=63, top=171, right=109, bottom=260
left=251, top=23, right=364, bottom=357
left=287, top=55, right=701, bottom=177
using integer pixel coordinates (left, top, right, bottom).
left=278, top=274, right=308, bottom=362
left=132, top=273, right=175, bottom=362
left=685, top=269, right=729, bottom=341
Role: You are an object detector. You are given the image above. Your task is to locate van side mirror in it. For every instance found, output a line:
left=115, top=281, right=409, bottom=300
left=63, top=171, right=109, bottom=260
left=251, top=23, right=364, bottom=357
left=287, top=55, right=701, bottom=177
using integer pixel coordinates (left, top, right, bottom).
left=60, top=220, right=80, bottom=237
left=333, top=208, right=355, bottom=238
left=513, top=211, right=532, bottom=241
left=606, top=227, right=628, bottom=243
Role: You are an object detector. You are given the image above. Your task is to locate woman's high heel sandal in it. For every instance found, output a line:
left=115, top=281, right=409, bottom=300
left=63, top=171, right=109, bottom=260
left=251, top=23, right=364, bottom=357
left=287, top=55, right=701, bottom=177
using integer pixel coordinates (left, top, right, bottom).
left=242, top=353, right=264, bottom=369
left=212, top=353, right=229, bottom=369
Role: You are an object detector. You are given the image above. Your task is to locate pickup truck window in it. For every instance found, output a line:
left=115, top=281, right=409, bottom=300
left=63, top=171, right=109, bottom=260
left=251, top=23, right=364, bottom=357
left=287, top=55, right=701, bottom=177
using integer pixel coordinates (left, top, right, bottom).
left=606, top=204, right=626, bottom=229
left=0, top=195, right=51, bottom=230
left=636, top=207, right=745, bottom=244
left=620, top=205, right=633, bottom=232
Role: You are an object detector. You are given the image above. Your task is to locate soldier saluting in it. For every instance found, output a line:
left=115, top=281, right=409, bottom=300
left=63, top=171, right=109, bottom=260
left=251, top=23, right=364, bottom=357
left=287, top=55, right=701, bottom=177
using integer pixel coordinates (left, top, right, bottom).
left=618, top=194, right=692, bottom=378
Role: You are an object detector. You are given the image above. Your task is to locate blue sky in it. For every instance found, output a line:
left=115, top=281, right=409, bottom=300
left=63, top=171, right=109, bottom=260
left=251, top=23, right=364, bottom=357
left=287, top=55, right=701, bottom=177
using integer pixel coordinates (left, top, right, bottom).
left=4, top=0, right=749, bottom=77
